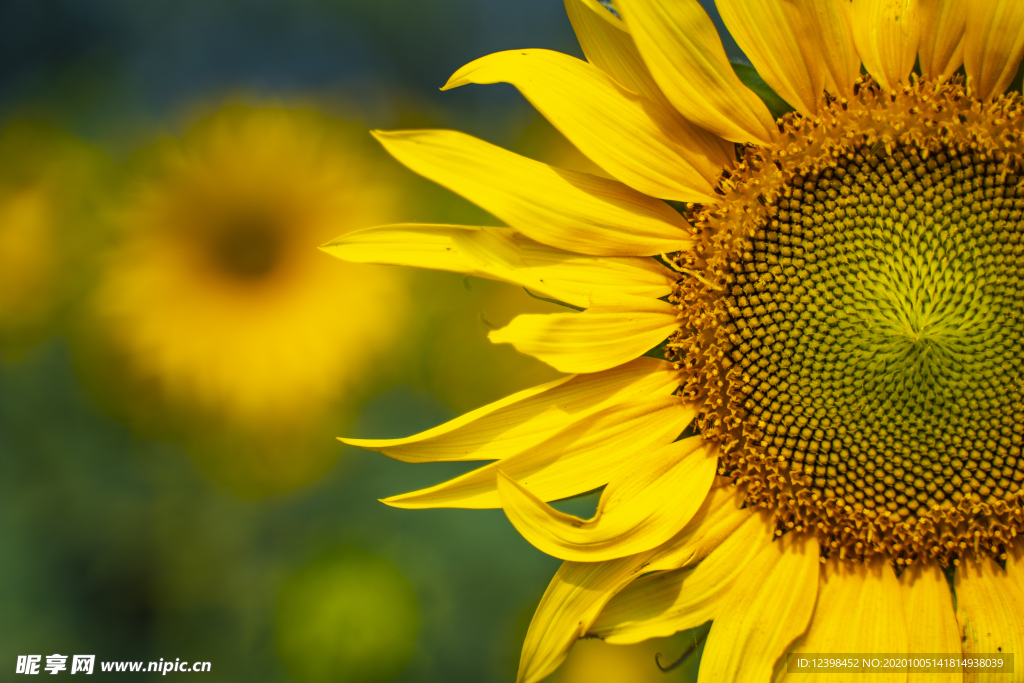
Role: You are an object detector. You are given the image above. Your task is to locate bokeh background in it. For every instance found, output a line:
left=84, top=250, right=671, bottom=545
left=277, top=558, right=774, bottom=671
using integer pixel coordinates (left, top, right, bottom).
left=0, top=1, right=742, bottom=681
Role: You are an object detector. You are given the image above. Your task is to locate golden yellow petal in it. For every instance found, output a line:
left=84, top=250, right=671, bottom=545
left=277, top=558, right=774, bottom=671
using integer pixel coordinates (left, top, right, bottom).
left=591, top=511, right=773, bottom=643
left=342, top=356, right=677, bottom=462
left=955, top=554, right=1024, bottom=677
left=851, top=0, right=922, bottom=91
left=373, top=129, right=693, bottom=257
left=918, top=0, right=968, bottom=81
left=321, top=224, right=489, bottom=276
left=806, top=0, right=862, bottom=95
left=899, top=564, right=960, bottom=683
left=382, top=395, right=691, bottom=509
left=516, top=484, right=746, bottom=683
left=496, top=435, right=717, bottom=562
left=698, top=532, right=820, bottom=683
left=964, top=0, right=1024, bottom=101
left=787, top=557, right=908, bottom=683
left=564, top=0, right=668, bottom=102
left=615, top=0, right=777, bottom=144
left=488, top=297, right=680, bottom=374
left=716, top=0, right=825, bottom=116
left=445, top=49, right=730, bottom=202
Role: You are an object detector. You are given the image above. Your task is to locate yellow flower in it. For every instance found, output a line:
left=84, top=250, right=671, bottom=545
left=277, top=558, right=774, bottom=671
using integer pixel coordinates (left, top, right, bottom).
left=0, top=121, right=110, bottom=356
left=324, top=1, right=1024, bottom=681
left=94, top=105, right=407, bottom=432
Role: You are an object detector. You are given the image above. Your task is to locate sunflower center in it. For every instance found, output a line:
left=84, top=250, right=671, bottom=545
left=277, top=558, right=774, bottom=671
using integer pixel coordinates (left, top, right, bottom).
left=211, top=216, right=282, bottom=279
left=672, top=78, right=1024, bottom=564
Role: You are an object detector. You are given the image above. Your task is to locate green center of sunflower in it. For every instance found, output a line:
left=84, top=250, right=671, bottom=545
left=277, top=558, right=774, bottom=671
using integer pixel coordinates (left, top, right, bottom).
left=671, top=78, right=1024, bottom=564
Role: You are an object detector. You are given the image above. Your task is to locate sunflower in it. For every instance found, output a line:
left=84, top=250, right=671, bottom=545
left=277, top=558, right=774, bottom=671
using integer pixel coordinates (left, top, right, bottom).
left=323, top=0, right=1024, bottom=680
left=0, top=121, right=110, bottom=356
left=93, top=104, right=407, bottom=435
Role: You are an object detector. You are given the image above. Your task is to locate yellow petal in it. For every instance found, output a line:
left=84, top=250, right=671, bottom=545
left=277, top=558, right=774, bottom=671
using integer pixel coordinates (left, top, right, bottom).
left=488, top=297, right=679, bottom=374
left=615, top=0, right=777, bottom=144
left=342, top=356, right=677, bottom=462
left=787, top=557, right=908, bottom=683
left=807, top=0, right=862, bottom=95
left=497, top=435, right=717, bottom=562
left=852, top=0, right=922, bottom=91
left=564, top=0, right=668, bottom=102
left=591, top=510, right=774, bottom=643
left=444, top=49, right=730, bottom=202
left=899, top=564, right=960, bottom=683
left=964, top=0, right=1024, bottom=101
left=955, top=554, right=1024, bottom=675
left=918, top=0, right=968, bottom=81
left=451, top=226, right=676, bottom=308
left=373, top=129, right=693, bottom=257
left=698, top=532, right=820, bottom=683
left=383, top=395, right=691, bottom=509
left=516, top=484, right=746, bottom=683
left=320, top=224, right=488, bottom=276
left=716, top=0, right=825, bottom=116
left=326, top=224, right=676, bottom=309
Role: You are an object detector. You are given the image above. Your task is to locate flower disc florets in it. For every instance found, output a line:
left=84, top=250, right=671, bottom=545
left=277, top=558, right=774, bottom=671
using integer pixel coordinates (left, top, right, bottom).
left=670, top=77, right=1024, bottom=565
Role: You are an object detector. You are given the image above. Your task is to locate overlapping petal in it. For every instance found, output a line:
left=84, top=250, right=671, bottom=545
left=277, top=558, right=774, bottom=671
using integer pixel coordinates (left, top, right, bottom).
left=445, top=49, right=731, bottom=202
left=322, top=224, right=676, bottom=309
left=489, top=297, right=679, bottom=373
left=341, top=356, right=677, bottom=462
left=964, top=0, right=1024, bottom=101
left=564, top=0, right=669, bottom=103
left=716, top=0, right=824, bottom=116
left=516, top=485, right=749, bottom=683
left=955, top=554, right=1024, bottom=668
left=785, top=557, right=908, bottom=683
left=590, top=510, right=773, bottom=643
left=697, top=532, right=820, bottom=683
left=899, top=564, right=960, bottom=683
left=852, top=0, right=922, bottom=91
left=807, top=0, right=862, bottom=95
left=615, top=0, right=777, bottom=144
left=373, top=129, right=693, bottom=257
left=918, top=0, right=967, bottom=81
left=382, top=395, right=691, bottom=509
left=497, top=435, right=717, bottom=562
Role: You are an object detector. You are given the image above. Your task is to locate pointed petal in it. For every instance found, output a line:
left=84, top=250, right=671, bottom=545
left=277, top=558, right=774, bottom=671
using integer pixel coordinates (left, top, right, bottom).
left=497, top=435, right=718, bottom=561
left=373, top=129, right=693, bottom=257
left=342, top=356, right=678, bottom=462
left=788, top=557, right=908, bottom=683
left=591, top=511, right=774, bottom=643
left=806, top=0, right=862, bottom=95
left=488, top=298, right=680, bottom=374
left=955, top=554, right=1024, bottom=669
left=320, top=224, right=488, bottom=276
left=919, top=0, right=968, bottom=81
left=964, top=0, right=1024, bottom=101
left=899, top=564, right=960, bottom=683
left=852, top=0, right=922, bottom=91
left=615, top=0, right=777, bottom=145
left=516, top=484, right=746, bottom=683
left=716, top=0, right=825, bottom=116
left=697, top=533, right=820, bottom=683
left=327, top=224, right=676, bottom=309
left=564, top=0, right=669, bottom=102
left=383, top=396, right=692, bottom=509
left=445, top=50, right=730, bottom=202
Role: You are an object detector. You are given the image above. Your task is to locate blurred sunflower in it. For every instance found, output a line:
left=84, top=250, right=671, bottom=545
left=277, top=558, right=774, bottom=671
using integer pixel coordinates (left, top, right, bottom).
left=93, top=105, right=408, bottom=489
left=0, top=121, right=110, bottom=356
left=324, top=0, right=1024, bottom=680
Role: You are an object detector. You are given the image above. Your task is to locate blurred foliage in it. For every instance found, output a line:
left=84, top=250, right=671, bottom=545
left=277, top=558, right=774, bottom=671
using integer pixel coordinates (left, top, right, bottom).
left=0, top=0, right=728, bottom=681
